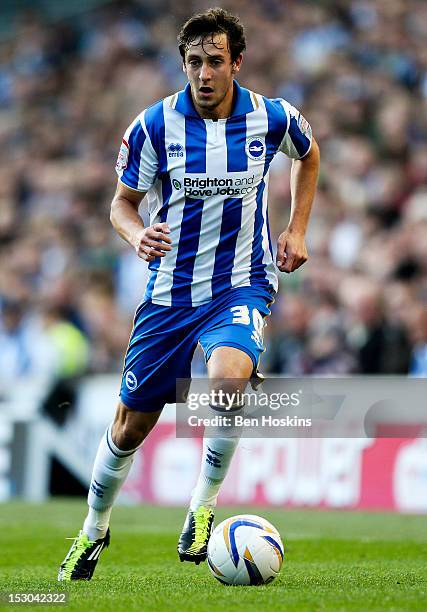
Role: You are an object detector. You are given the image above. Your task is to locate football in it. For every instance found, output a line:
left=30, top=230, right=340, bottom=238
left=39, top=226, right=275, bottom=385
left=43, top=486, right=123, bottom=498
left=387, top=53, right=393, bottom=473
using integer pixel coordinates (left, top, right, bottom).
left=207, top=514, right=284, bottom=586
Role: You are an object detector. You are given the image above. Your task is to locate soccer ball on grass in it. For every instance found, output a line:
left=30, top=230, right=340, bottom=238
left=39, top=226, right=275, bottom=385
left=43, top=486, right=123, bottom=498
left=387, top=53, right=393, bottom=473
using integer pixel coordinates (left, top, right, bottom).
left=207, top=514, right=284, bottom=586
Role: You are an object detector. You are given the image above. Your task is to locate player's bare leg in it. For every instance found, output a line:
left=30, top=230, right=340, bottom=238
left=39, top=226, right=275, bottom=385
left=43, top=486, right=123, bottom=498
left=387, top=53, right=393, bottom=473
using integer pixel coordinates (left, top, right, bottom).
left=178, top=347, right=252, bottom=563
left=111, top=401, right=162, bottom=449
left=195, top=346, right=252, bottom=510
left=58, top=401, right=161, bottom=581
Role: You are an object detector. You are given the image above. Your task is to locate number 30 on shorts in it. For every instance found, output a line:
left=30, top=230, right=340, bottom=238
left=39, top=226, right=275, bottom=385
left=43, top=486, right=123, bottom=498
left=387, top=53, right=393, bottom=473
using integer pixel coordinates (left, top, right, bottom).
left=230, top=305, right=265, bottom=348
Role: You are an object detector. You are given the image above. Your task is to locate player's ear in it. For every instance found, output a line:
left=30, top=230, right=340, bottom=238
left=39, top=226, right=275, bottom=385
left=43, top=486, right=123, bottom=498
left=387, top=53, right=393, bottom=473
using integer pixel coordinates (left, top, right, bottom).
left=232, top=54, right=243, bottom=74
left=182, top=61, right=187, bottom=75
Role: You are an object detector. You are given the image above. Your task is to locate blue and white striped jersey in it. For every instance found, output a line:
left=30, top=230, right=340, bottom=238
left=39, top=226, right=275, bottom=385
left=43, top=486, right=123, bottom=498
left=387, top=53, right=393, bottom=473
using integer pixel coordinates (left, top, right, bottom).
left=116, top=81, right=312, bottom=307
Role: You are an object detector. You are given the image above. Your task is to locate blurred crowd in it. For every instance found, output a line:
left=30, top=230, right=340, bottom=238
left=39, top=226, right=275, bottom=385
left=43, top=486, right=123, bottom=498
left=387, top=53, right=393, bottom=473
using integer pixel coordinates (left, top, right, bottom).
left=1, top=0, right=427, bottom=383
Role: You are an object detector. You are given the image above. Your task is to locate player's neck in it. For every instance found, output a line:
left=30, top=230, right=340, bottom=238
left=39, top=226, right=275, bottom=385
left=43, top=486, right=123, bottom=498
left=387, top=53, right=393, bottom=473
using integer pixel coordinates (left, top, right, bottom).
left=193, top=82, right=235, bottom=120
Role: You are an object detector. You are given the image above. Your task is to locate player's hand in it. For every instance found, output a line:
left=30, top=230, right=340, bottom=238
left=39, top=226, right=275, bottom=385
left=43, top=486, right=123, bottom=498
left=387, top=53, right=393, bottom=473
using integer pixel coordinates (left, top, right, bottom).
left=133, top=223, right=172, bottom=262
left=276, top=229, right=308, bottom=273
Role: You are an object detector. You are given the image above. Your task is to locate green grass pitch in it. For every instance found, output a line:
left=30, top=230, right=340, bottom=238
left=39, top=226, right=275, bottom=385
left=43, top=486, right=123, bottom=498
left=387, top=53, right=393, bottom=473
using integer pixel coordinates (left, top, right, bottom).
left=0, top=500, right=426, bottom=611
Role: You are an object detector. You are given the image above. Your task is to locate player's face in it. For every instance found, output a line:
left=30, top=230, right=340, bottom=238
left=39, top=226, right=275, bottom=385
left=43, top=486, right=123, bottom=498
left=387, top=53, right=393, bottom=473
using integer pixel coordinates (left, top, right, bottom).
left=183, top=33, right=242, bottom=118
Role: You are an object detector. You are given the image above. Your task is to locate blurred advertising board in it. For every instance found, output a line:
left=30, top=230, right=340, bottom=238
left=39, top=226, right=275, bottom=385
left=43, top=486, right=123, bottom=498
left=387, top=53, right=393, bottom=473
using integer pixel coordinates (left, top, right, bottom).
left=123, top=424, right=427, bottom=513
left=1, top=375, right=426, bottom=512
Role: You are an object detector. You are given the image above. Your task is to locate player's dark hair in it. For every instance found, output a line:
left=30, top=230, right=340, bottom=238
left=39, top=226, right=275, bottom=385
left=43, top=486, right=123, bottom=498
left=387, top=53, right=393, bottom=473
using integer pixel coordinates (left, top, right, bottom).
left=178, top=7, right=246, bottom=64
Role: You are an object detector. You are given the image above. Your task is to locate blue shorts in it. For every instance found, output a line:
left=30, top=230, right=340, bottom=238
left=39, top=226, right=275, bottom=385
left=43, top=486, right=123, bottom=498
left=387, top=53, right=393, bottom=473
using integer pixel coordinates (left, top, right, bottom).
left=119, top=286, right=274, bottom=412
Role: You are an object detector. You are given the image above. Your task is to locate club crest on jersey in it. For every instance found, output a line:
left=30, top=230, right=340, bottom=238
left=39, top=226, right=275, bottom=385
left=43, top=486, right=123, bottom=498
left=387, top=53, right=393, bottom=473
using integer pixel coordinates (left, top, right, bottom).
left=125, top=371, right=137, bottom=391
left=168, top=142, right=184, bottom=157
left=116, top=139, right=129, bottom=171
left=245, top=137, right=266, bottom=160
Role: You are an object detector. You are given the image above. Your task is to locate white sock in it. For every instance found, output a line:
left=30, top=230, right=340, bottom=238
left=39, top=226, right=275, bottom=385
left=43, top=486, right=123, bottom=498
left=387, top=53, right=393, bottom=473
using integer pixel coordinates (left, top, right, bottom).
left=190, top=437, right=239, bottom=510
left=83, top=424, right=140, bottom=541
left=190, top=407, right=242, bottom=511
left=83, top=506, right=111, bottom=542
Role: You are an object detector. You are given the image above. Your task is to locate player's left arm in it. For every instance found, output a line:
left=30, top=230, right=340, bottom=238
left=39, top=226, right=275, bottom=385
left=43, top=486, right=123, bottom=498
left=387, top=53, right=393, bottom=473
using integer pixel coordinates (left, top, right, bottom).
left=276, top=136, right=320, bottom=273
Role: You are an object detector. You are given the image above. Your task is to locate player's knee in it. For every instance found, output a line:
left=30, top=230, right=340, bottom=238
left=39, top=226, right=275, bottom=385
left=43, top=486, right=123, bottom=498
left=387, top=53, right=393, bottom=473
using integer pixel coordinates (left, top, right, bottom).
left=208, top=346, right=254, bottom=383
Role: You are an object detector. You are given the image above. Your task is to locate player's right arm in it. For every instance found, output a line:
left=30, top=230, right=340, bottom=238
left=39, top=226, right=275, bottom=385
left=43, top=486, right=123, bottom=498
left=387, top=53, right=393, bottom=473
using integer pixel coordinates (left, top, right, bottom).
left=112, top=111, right=171, bottom=262
left=110, top=181, right=171, bottom=262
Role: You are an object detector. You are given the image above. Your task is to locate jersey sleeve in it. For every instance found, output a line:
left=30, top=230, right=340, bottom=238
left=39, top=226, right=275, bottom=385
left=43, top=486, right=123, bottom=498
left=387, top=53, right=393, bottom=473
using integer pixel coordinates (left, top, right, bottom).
left=115, top=111, right=158, bottom=192
left=278, top=100, right=313, bottom=160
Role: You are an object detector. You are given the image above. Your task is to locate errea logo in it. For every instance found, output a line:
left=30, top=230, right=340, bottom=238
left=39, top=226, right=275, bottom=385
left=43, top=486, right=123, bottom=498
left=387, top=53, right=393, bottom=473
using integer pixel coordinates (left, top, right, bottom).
left=245, top=137, right=266, bottom=160
left=167, top=143, right=184, bottom=157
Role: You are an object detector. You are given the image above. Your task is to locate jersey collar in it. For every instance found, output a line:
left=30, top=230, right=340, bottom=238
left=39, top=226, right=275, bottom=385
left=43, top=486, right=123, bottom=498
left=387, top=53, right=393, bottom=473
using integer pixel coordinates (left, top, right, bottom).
left=174, top=80, right=257, bottom=119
